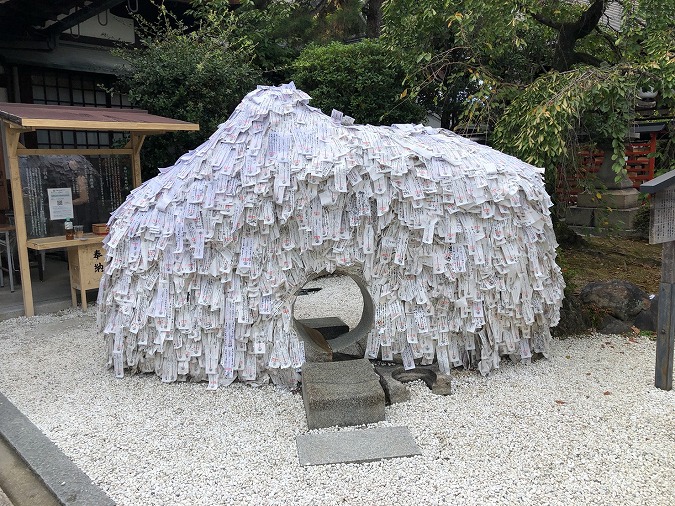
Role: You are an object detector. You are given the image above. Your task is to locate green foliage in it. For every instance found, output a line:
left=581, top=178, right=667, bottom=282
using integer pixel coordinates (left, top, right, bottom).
left=491, top=65, right=639, bottom=182
left=189, top=1, right=376, bottom=80
left=291, top=40, right=425, bottom=125
left=639, top=329, right=657, bottom=340
left=655, top=136, right=675, bottom=175
left=634, top=203, right=651, bottom=240
left=381, top=0, right=478, bottom=128
left=310, top=0, right=367, bottom=43
left=555, top=247, right=577, bottom=297
left=191, top=0, right=313, bottom=84
left=381, top=0, right=675, bottom=189
left=113, top=6, right=262, bottom=178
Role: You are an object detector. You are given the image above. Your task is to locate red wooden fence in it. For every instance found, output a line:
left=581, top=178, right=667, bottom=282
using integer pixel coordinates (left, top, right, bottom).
left=556, top=136, right=656, bottom=206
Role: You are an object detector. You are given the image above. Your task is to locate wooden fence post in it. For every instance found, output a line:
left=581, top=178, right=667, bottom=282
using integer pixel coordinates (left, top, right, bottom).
left=640, top=172, right=675, bottom=390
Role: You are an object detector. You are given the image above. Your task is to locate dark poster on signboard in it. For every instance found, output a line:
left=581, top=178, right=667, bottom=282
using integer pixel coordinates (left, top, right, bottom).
left=19, top=154, right=132, bottom=238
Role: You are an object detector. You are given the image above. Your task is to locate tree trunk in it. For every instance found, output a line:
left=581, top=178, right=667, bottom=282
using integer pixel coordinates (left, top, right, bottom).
left=533, top=0, right=609, bottom=71
left=552, top=26, right=579, bottom=71
left=362, top=0, right=383, bottom=38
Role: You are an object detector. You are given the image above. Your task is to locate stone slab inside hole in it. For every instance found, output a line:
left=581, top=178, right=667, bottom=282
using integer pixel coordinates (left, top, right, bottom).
left=296, top=426, right=421, bottom=466
left=297, top=317, right=349, bottom=341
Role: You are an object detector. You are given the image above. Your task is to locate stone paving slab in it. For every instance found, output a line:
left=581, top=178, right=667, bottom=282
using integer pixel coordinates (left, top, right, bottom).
left=296, top=426, right=421, bottom=466
left=0, top=392, right=114, bottom=506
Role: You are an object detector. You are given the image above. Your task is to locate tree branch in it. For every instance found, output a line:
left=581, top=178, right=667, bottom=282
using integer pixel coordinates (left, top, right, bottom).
left=573, top=51, right=604, bottom=67
left=530, top=11, right=563, bottom=30
left=595, top=26, right=622, bottom=59
left=574, top=0, right=609, bottom=39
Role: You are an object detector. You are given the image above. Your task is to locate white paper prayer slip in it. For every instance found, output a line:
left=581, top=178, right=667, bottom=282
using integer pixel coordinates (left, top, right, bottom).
left=99, top=83, right=564, bottom=390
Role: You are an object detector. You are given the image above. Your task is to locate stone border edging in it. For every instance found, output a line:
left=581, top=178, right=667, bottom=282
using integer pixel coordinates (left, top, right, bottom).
left=0, top=392, right=115, bottom=506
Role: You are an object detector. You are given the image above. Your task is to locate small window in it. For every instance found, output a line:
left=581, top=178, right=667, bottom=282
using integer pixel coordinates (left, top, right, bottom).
left=29, top=69, right=133, bottom=149
left=72, top=89, right=84, bottom=105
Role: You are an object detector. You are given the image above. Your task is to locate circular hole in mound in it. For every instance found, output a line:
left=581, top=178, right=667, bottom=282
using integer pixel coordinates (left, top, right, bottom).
left=293, top=274, right=363, bottom=329
left=292, top=271, right=374, bottom=353
left=391, top=367, right=437, bottom=389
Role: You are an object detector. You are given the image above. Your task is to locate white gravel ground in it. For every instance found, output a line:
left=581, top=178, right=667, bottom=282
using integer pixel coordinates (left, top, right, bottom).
left=0, top=302, right=673, bottom=506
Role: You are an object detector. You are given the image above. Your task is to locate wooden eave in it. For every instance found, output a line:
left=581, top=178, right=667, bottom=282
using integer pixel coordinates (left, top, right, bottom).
left=0, top=102, right=199, bottom=133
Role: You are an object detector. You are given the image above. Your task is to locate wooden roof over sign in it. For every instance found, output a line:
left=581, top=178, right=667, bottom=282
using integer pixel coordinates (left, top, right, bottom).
left=0, top=103, right=199, bottom=133
left=640, top=169, right=675, bottom=194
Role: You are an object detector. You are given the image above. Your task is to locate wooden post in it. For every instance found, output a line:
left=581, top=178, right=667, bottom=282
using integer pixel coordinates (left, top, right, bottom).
left=3, top=123, right=35, bottom=316
left=649, top=133, right=657, bottom=178
left=641, top=171, right=675, bottom=391
left=656, top=241, right=675, bottom=390
left=130, top=134, right=146, bottom=188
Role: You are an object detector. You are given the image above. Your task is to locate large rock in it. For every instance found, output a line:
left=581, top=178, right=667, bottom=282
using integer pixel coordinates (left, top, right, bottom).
left=580, top=280, right=649, bottom=322
left=553, top=293, right=591, bottom=336
left=597, top=314, right=634, bottom=335
left=633, top=295, right=659, bottom=331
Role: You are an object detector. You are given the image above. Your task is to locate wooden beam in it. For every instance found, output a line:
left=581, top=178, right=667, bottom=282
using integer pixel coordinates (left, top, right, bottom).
left=656, top=241, right=675, bottom=390
left=641, top=169, right=675, bottom=195
left=26, top=234, right=104, bottom=251
left=2, top=124, right=34, bottom=316
left=40, top=0, right=127, bottom=38
left=16, top=148, right=133, bottom=156
left=14, top=119, right=199, bottom=132
left=130, top=134, right=146, bottom=188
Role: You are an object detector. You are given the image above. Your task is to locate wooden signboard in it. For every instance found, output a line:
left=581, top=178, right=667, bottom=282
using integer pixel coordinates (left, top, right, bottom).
left=649, top=187, right=675, bottom=244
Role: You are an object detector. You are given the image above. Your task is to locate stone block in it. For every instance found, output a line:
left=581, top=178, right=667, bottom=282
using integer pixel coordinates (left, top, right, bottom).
left=373, top=365, right=411, bottom=405
left=565, top=206, right=594, bottom=227
left=603, top=207, right=640, bottom=230
left=576, top=189, right=639, bottom=210
left=431, top=372, right=453, bottom=396
left=297, top=317, right=349, bottom=341
left=575, top=191, right=601, bottom=208
left=296, top=426, right=421, bottom=466
left=301, top=359, right=385, bottom=429
left=0, top=393, right=114, bottom=506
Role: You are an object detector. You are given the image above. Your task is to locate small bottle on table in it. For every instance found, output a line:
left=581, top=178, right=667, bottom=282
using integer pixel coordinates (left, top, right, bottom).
left=65, top=219, right=74, bottom=240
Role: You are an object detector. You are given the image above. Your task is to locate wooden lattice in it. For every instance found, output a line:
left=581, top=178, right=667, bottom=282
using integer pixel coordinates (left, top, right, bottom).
left=556, top=138, right=656, bottom=206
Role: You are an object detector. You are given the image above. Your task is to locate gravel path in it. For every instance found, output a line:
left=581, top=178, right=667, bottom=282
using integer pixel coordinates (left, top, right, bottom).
left=0, top=307, right=673, bottom=506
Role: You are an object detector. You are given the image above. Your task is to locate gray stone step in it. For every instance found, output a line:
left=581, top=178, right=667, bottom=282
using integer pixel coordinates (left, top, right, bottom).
left=301, top=359, right=385, bottom=430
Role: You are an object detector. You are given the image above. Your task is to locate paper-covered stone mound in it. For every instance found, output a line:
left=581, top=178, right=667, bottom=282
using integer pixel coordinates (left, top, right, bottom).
left=97, top=83, right=565, bottom=389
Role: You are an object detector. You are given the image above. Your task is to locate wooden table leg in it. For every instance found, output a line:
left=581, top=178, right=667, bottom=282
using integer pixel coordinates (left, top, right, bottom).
left=78, top=248, right=87, bottom=311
